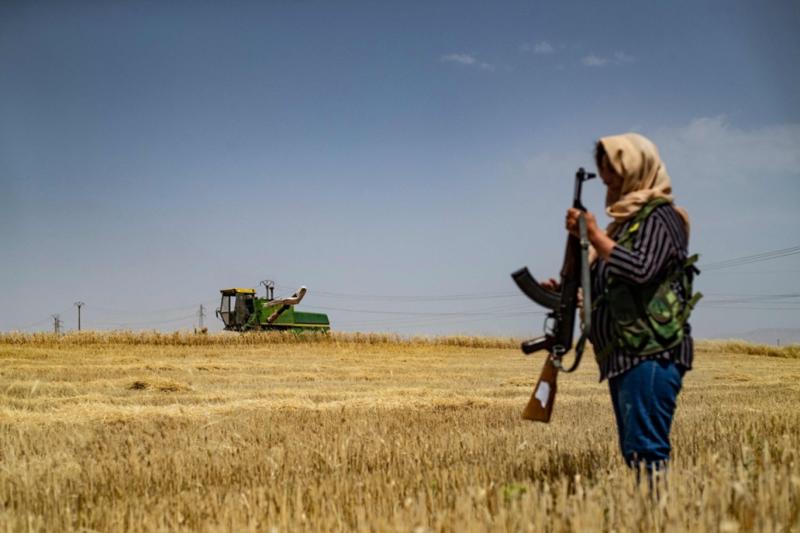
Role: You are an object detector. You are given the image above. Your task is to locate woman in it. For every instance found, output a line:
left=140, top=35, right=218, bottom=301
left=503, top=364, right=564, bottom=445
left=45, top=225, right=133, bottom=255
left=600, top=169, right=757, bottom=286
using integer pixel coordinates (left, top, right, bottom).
left=563, top=133, right=696, bottom=472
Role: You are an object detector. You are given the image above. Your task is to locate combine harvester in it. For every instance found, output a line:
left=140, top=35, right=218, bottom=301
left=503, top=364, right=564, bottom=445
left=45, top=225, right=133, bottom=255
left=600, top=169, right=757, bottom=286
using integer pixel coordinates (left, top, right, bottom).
left=216, top=280, right=330, bottom=332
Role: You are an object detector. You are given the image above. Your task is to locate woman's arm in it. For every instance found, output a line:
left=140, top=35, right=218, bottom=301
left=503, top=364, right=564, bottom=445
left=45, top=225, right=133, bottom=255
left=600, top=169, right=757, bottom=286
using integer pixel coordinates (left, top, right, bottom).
left=566, top=206, right=683, bottom=284
left=566, top=208, right=615, bottom=261
left=606, top=208, right=682, bottom=284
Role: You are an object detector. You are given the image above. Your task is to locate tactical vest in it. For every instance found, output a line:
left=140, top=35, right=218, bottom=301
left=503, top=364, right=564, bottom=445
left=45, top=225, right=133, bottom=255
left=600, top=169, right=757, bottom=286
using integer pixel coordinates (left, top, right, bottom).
left=597, top=198, right=702, bottom=362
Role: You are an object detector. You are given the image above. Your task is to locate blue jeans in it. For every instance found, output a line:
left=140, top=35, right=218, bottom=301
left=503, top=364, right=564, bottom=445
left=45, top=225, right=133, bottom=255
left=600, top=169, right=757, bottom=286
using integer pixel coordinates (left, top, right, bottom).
left=608, top=359, right=684, bottom=469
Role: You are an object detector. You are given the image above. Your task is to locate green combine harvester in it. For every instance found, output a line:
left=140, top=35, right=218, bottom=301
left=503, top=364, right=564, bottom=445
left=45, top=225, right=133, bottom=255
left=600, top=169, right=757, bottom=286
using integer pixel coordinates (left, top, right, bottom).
left=216, top=281, right=330, bottom=332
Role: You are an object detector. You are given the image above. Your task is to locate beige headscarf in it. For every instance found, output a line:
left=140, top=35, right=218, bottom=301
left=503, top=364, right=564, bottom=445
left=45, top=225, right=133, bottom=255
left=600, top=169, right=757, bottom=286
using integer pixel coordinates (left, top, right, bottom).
left=598, top=132, right=690, bottom=238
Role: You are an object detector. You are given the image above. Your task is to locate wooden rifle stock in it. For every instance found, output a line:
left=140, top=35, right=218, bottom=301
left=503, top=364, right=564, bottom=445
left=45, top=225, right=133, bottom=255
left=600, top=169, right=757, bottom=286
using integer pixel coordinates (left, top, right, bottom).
left=522, top=357, right=558, bottom=422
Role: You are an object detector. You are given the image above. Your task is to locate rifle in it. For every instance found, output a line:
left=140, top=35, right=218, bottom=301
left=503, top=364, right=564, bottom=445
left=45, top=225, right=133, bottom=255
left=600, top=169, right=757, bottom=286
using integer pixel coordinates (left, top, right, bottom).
left=511, top=167, right=596, bottom=422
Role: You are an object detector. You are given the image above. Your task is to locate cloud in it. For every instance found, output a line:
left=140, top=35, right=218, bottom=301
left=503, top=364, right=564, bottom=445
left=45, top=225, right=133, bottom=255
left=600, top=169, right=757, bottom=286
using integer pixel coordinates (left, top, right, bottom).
left=440, top=53, right=494, bottom=71
left=582, top=51, right=636, bottom=67
left=521, top=41, right=555, bottom=55
left=516, top=116, right=800, bottom=223
left=582, top=54, right=608, bottom=67
left=653, top=116, right=800, bottom=184
left=441, top=53, right=476, bottom=65
left=614, top=51, right=635, bottom=63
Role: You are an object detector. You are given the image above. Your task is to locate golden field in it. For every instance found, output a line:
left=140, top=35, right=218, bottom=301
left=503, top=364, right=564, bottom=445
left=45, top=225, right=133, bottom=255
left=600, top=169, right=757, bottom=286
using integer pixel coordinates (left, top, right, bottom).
left=1, top=332, right=799, bottom=532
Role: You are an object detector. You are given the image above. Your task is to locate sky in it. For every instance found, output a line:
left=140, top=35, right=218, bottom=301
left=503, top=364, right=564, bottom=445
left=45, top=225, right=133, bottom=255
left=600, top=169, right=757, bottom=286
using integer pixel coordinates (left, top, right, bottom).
left=1, top=0, right=799, bottom=339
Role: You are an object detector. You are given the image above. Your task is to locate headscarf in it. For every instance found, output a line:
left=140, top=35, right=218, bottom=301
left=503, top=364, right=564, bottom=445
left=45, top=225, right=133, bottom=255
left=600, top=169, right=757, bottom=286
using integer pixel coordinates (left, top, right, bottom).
left=598, top=133, right=690, bottom=238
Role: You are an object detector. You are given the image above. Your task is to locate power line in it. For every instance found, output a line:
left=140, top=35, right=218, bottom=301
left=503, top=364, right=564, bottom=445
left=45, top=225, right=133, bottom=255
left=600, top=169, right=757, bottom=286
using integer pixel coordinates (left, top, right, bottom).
left=5, top=244, right=799, bottom=334
left=309, top=290, right=518, bottom=302
left=336, top=311, right=546, bottom=331
left=701, top=245, right=800, bottom=271
left=273, top=282, right=519, bottom=302
left=92, top=313, right=197, bottom=328
left=701, top=305, right=800, bottom=311
left=275, top=244, right=800, bottom=304
left=709, top=269, right=800, bottom=275
left=303, top=302, right=534, bottom=317
left=10, top=316, right=58, bottom=331
left=703, top=293, right=800, bottom=304
left=333, top=308, right=545, bottom=328
left=89, top=302, right=215, bottom=316
left=273, top=243, right=800, bottom=331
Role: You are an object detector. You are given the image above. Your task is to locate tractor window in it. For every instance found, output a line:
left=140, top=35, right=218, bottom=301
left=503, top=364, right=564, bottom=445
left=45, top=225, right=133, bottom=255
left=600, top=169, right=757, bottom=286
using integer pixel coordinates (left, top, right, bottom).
left=219, top=294, right=234, bottom=326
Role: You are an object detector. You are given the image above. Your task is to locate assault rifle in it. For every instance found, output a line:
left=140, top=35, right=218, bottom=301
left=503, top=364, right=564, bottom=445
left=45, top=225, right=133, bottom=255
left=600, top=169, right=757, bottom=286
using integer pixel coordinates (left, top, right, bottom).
left=511, top=167, right=596, bottom=422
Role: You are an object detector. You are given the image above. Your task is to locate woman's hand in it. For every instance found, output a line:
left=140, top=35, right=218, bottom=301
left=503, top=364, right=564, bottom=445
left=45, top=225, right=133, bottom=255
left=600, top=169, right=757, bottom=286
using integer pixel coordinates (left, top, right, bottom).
left=540, top=278, right=560, bottom=291
left=565, top=208, right=599, bottom=238
left=565, top=208, right=617, bottom=261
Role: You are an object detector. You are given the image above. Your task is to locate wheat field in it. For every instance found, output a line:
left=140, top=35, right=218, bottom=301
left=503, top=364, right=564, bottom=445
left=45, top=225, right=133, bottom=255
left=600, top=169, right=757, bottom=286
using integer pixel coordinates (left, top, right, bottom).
left=1, top=332, right=799, bottom=532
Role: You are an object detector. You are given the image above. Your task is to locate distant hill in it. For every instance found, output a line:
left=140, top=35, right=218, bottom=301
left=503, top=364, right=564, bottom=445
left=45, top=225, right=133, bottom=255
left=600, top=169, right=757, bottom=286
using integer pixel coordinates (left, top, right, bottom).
left=720, top=328, right=800, bottom=346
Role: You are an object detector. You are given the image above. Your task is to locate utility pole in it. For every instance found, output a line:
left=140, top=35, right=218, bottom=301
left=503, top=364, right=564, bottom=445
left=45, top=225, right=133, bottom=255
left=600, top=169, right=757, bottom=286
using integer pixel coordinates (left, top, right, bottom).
left=198, top=304, right=205, bottom=330
left=52, top=314, right=62, bottom=335
left=74, top=301, right=85, bottom=331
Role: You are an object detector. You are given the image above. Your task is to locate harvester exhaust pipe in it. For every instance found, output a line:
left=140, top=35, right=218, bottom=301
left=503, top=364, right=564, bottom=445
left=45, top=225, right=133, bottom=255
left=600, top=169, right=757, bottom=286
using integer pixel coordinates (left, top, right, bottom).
left=266, top=286, right=308, bottom=324
left=260, top=280, right=276, bottom=301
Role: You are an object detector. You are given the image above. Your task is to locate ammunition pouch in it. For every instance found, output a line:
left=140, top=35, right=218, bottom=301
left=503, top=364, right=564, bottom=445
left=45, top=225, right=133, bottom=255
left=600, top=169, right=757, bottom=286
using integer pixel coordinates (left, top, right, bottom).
left=606, top=264, right=690, bottom=357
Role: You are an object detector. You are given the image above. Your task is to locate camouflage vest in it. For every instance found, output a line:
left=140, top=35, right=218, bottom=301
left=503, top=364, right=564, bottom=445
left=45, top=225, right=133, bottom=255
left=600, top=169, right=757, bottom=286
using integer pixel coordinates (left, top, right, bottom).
left=597, top=198, right=702, bottom=362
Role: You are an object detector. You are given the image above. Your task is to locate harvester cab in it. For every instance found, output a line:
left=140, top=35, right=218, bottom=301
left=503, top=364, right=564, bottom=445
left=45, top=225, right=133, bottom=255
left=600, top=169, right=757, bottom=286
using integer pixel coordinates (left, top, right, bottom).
left=217, top=288, right=256, bottom=330
left=216, top=281, right=330, bottom=332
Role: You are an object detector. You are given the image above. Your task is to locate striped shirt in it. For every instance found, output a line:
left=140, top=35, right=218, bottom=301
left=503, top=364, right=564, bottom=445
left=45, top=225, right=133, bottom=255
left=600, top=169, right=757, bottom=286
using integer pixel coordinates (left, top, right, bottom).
left=590, top=204, right=694, bottom=381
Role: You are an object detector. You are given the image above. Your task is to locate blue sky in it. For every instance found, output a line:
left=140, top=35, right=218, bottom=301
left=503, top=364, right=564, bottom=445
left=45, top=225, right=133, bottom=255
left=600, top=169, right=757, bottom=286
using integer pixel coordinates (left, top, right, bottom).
left=2, top=0, right=799, bottom=338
